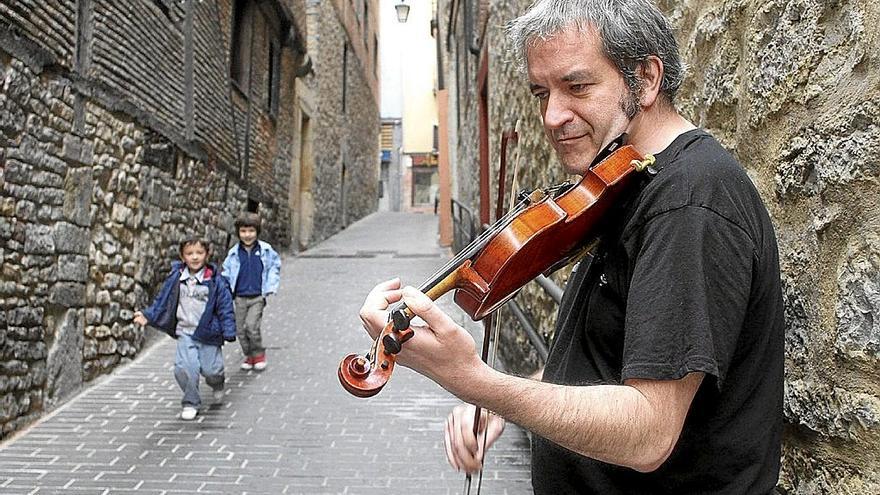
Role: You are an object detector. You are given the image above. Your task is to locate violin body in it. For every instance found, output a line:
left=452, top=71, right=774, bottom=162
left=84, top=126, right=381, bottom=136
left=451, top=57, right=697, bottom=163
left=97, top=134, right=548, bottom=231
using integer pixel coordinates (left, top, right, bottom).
left=453, top=144, right=645, bottom=319
left=339, top=143, right=649, bottom=397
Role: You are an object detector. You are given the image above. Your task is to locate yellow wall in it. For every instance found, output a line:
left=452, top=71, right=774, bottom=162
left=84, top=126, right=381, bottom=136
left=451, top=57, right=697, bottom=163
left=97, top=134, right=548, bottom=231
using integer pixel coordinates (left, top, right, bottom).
left=399, top=0, right=438, bottom=153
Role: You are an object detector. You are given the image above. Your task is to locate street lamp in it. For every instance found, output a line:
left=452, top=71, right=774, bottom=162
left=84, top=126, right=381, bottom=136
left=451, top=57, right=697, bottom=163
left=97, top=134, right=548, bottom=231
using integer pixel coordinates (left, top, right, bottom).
left=395, top=1, right=410, bottom=23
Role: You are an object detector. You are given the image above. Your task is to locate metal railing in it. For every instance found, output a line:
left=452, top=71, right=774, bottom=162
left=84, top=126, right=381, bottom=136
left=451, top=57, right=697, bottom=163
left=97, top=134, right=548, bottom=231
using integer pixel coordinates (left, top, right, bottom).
left=450, top=198, right=477, bottom=254
left=448, top=198, right=556, bottom=361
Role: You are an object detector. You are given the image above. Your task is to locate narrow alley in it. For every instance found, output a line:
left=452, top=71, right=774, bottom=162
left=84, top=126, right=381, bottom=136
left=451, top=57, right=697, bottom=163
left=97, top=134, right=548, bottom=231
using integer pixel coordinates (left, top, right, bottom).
left=0, top=212, right=532, bottom=495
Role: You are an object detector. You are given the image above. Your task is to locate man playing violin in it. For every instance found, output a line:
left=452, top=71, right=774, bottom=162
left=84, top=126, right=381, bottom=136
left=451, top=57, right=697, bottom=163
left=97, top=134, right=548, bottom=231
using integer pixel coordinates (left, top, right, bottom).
left=358, top=0, right=784, bottom=493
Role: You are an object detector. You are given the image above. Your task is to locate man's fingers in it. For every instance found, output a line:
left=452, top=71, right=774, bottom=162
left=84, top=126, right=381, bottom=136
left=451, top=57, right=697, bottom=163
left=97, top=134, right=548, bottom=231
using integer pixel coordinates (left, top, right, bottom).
left=376, top=277, right=402, bottom=291
left=400, top=286, right=458, bottom=335
left=474, top=414, right=505, bottom=460
left=444, top=405, right=501, bottom=475
left=444, top=412, right=459, bottom=471
left=363, top=278, right=403, bottom=310
left=359, top=279, right=404, bottom=335
left=452, top=406, right=482, bottom=473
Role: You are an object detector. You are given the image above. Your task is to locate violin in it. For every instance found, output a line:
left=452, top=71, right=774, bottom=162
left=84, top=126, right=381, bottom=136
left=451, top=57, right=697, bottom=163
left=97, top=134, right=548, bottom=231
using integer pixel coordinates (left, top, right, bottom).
left=339, top=136, right=655, bottom=398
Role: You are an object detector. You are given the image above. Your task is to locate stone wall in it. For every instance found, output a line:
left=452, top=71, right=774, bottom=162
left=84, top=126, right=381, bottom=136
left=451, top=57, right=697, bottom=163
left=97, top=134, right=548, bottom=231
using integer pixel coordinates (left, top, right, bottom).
left=440, top=0, right=880, bottom=492
left=0, top=53, right=249, bottom=437
left=0, top=0, right=381, bottom=439
left=0, top=0, right=357, bottom=439
left=302, top=0, right=380, bottom=243
left=0, top=0, right=311, bottom=249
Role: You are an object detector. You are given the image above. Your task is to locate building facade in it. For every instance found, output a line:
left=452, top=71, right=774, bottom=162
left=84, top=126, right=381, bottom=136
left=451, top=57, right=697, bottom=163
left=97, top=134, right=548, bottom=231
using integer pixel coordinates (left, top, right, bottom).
left=299, top=0, right=380, bottom=244
left=379, top=0, right=439, bottom=214
left=0, top=0, right=379, bottom=438
left=438, top=0, right=880, bottom=492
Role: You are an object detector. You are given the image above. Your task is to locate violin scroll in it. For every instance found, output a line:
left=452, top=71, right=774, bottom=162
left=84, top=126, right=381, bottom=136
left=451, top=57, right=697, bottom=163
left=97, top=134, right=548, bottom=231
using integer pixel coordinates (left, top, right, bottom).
left=338, top=310, right=415, bottom=398
left=338, top=352, right=389, bottom=398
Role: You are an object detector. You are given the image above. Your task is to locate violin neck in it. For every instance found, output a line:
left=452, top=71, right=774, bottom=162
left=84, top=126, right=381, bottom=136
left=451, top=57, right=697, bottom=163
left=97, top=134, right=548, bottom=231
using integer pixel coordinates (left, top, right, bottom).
left=388, top=264, right=465, bottom=332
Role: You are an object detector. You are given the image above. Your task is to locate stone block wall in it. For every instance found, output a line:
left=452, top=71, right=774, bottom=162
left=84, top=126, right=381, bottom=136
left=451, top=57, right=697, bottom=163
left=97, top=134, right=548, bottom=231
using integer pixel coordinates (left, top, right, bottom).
left=0, top=0, right=307, bottom=250
left=440, top=0, right=880, bottom=491
left=0, top=0, right=381, bottom=439
left=303, top=0, right=380, bottom=243
left=0, top=0, right=353, bottom=439
left=0, top=53, right=249, bottom=437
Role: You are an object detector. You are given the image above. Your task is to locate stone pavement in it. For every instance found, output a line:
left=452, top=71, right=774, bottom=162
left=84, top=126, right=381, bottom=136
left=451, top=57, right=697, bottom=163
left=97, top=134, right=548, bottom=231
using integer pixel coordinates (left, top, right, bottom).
left=0, top=211, right=533, bottom=495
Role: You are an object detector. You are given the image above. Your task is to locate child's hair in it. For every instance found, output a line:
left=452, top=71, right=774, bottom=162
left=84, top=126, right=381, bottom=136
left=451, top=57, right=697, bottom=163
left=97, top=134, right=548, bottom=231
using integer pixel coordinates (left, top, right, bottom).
left=178, top=237, right=211, bottom=257
left=234, top=211, right=262, bottom=235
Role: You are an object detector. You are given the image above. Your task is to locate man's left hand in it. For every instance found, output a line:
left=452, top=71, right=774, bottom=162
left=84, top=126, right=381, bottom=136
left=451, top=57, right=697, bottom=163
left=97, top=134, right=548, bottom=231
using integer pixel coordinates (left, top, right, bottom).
left=358, top=280, right=485, bottom=397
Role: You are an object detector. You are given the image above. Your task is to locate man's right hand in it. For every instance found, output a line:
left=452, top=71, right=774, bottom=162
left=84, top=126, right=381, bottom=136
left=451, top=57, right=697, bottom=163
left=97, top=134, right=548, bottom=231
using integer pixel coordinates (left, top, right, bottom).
left=133, top=311, right=147, bottom=327
left=444, top=403, right=506, bottom=474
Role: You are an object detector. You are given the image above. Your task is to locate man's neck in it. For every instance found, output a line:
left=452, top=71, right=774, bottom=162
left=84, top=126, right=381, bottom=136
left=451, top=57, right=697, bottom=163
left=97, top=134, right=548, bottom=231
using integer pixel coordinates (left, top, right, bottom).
left=626, top=105, right=696, bottom=156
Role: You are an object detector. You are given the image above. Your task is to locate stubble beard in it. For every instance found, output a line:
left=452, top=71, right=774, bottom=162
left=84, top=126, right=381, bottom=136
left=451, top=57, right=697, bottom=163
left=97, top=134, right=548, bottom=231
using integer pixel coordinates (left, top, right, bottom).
left=620, top=84, right=641, bottom=120
left=551, top=87, right=641, bottom=174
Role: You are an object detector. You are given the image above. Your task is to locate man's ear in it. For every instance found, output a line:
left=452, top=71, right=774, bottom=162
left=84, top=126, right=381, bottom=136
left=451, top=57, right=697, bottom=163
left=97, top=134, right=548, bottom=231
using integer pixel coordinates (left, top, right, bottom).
left=638, top=55, right=664, bottom=108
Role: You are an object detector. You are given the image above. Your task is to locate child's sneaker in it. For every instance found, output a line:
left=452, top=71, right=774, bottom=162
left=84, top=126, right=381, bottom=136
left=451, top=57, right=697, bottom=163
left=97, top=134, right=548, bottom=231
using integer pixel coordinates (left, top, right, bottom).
left=253, top=353, right=267, bottom=371
left=181, top=406, right=198, bottom=421
left=240, top=356, right=253, bottom=370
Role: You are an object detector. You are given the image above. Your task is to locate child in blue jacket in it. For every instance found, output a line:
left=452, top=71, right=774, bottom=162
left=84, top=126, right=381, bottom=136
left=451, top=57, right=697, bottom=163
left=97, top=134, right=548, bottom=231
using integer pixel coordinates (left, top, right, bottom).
left=222, top=212, right=281, bottom=371
left=134, top=237, right=236, bottom=420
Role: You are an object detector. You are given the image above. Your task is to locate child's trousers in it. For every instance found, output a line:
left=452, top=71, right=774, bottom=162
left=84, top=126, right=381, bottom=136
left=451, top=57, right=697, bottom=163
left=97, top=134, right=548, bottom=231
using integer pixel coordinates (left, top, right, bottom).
left=234, top=295, right=266, bottom=357
left=174, top=333, right=225, bottom=408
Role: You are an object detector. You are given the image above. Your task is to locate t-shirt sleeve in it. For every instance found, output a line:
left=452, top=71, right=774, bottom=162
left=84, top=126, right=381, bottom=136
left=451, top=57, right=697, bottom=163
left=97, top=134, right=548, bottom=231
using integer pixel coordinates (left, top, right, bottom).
left=621, top=205, right=754, bottom=389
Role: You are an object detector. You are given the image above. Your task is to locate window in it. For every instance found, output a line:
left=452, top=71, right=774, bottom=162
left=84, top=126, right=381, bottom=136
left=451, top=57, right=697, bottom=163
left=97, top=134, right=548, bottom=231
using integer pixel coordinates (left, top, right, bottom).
left=455, top=40, right=461, bottom=128
left=267, top=41, right=281, bottom=116
left=363, top=0, right=369, bottom=47
left=230, top=0, right=254, bottom=93
left=339, top=163, right=348, bottom=225
left=299, top=114, right=313, bottom=193
left=412, top=167, right=439, bottom=206
left=373, top=34, right=378, bottom=78
left=342, top=43, right=348, bottom=112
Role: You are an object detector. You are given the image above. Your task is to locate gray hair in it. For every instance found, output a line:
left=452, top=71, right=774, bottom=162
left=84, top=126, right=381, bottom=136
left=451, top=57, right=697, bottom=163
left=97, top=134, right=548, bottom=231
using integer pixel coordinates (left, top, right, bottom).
left=506, top=0, right=686, bottom=104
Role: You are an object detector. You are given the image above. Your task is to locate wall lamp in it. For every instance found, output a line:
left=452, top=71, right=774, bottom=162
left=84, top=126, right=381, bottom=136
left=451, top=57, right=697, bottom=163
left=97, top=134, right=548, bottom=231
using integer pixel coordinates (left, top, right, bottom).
left=395, top=1, right=410, bottom=23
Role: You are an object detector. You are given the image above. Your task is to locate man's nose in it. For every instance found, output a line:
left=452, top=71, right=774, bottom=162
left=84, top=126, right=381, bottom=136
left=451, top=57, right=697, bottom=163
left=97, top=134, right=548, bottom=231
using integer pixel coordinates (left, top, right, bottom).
left=542, top=93, right=574, bottom=130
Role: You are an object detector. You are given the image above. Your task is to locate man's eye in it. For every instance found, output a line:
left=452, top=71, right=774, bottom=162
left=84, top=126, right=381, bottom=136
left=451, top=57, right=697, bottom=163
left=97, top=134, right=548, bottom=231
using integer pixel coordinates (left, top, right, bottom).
left=532, top=92, right=549, bottom=100
left=570, top=84, right=589, bottom=94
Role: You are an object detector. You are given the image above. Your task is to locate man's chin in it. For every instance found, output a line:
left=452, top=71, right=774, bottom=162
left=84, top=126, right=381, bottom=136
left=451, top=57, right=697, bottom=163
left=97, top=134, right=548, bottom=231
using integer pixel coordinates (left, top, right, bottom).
left=557, top=152, right=593, bottom=176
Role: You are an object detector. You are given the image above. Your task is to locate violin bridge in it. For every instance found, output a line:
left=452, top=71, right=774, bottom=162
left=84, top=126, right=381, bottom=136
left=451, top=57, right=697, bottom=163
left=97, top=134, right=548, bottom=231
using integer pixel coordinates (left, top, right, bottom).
left=527, top=188, right=547, bottom=204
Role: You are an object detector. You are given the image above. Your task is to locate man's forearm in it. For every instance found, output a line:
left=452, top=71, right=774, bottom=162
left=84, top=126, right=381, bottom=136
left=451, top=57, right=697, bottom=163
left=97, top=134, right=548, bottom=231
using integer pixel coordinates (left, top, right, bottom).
left=460, top=365, right=687, bottom=472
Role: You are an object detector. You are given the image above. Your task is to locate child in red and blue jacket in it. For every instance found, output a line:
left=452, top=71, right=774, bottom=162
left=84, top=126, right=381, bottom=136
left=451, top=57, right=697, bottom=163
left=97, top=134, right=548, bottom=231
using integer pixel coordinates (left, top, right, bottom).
left=222, top=212, right=281, bottom=371
left=134, top=237, right=236, bottom=421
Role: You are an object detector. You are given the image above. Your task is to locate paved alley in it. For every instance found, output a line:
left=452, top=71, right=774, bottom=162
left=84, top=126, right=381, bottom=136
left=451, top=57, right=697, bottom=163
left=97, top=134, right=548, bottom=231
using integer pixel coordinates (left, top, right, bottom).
left=0, top=212, right=532, bottom=495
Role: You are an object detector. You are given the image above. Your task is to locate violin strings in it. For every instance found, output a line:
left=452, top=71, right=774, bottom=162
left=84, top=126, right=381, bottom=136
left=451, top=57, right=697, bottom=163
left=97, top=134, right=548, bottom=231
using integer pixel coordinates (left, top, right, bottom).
left=418, top=197, right=531, bottom=294
left=384, top=203, right=528, bottom=341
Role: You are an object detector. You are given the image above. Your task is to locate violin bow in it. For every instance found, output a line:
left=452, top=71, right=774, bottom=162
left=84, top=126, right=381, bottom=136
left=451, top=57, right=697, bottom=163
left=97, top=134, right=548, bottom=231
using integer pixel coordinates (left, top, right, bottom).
left=464, top=120, right=522, bottom=495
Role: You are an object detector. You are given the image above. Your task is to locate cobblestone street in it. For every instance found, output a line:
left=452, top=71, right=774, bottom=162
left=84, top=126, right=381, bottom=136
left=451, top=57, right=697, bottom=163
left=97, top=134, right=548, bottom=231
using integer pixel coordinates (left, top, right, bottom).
left=0, top=212, right=532, bottom=495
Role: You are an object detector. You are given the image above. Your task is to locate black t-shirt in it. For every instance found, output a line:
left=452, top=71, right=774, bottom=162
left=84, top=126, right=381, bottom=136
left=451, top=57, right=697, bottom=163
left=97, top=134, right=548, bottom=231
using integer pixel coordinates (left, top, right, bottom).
left=531, top=129, right=784, bottom=494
